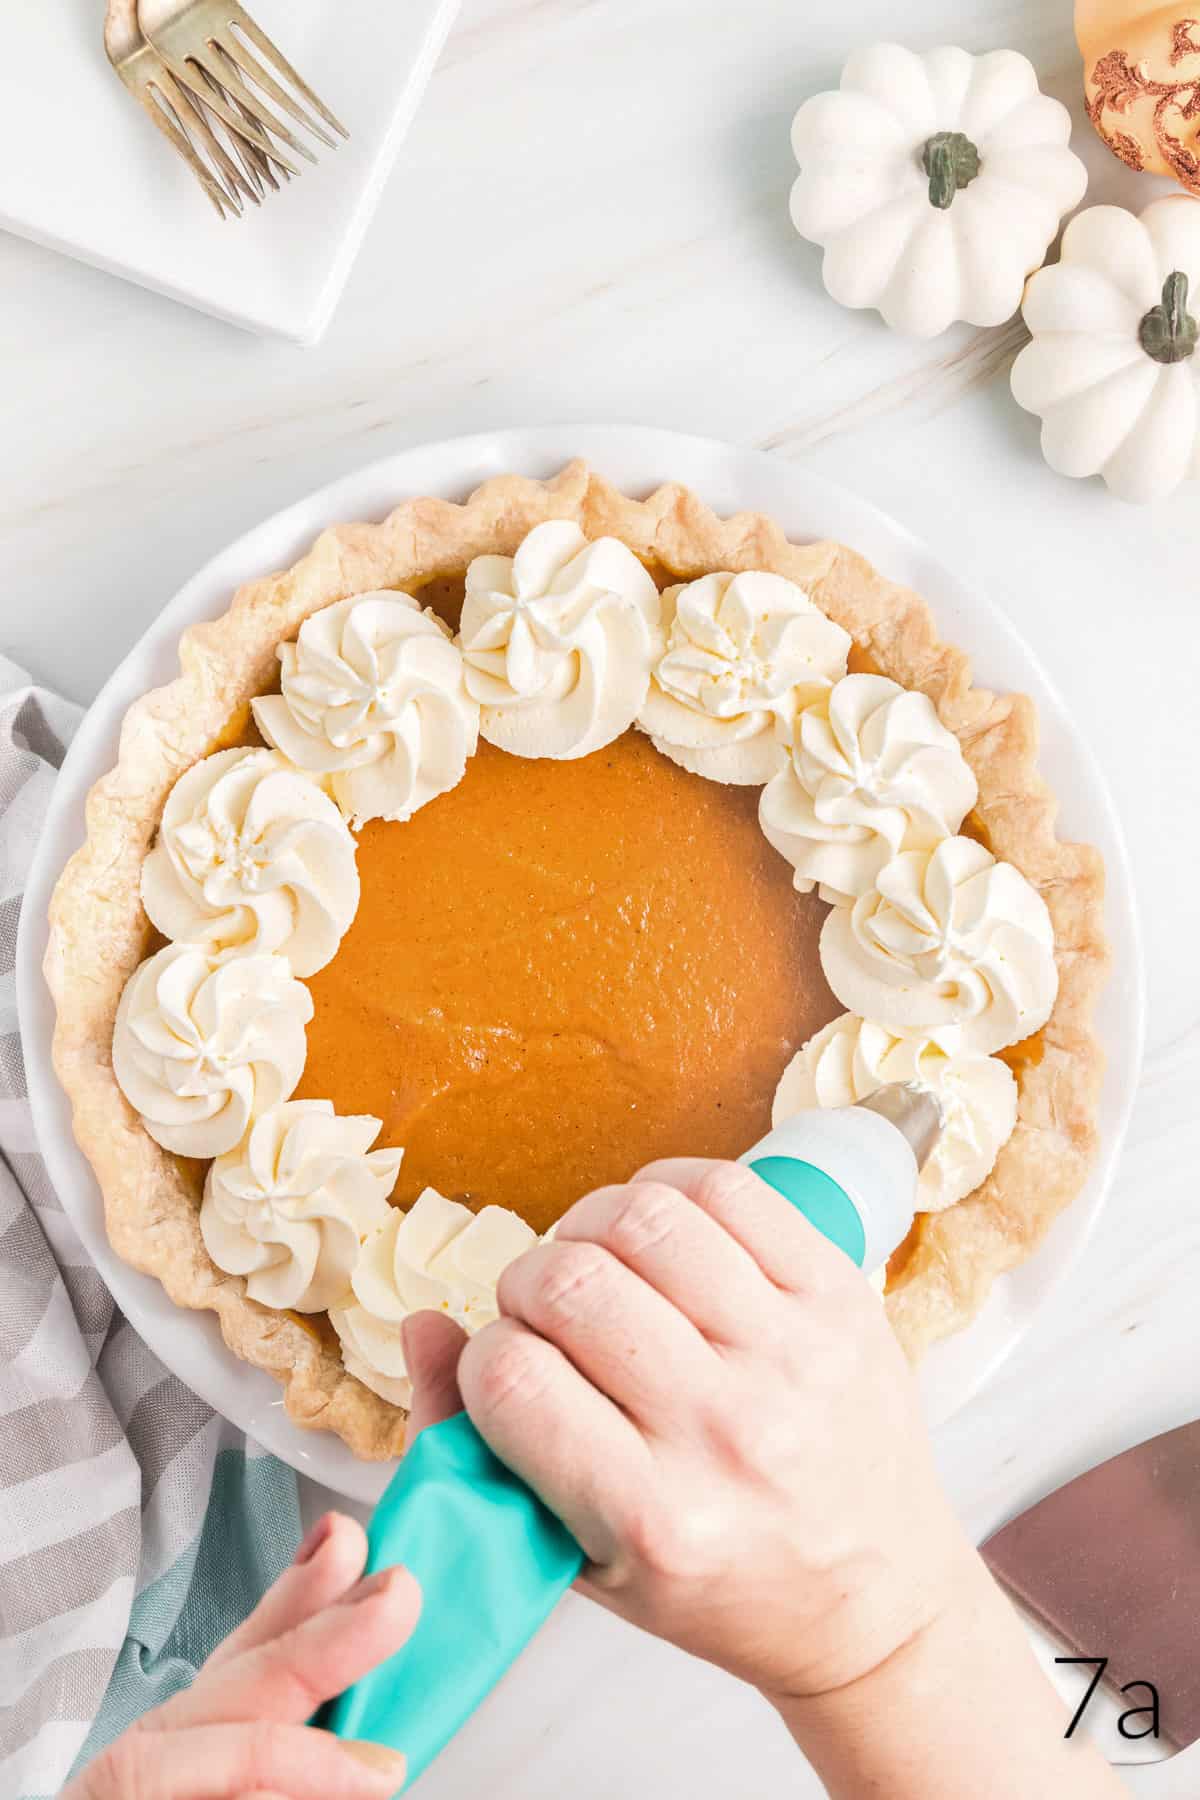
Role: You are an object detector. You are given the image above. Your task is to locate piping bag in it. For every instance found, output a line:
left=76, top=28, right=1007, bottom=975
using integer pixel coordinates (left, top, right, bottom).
left=315, top=1083, right=941, bottom=1785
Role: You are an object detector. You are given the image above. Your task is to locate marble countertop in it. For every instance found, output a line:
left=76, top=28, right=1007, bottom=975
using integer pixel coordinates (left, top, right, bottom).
left=5, top=1, right=1198, bottom=1793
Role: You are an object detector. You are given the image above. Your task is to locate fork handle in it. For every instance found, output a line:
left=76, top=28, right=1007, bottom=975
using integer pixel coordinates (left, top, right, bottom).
left=104, top=0, right=139, bottom=54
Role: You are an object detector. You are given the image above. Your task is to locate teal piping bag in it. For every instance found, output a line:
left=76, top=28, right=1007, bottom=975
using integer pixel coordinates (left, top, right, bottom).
left=315, top=1085, right=940, bottom=1787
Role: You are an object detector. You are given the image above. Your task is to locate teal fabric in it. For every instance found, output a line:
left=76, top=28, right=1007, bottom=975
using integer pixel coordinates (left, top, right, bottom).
left=318, top=1412, right=582, bottom=1787
left=68, top=1447, right=300, bottom=1780
left=748, top=1156, right=867, bottom=1265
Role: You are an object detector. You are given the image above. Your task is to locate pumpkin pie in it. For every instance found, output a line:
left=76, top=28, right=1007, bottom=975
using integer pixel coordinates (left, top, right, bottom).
left=46, top=463, right=1108, bottom=1460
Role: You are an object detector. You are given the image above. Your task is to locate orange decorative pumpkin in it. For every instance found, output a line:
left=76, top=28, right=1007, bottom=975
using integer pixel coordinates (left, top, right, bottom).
left=1077, top=2, right=1200, bottom=193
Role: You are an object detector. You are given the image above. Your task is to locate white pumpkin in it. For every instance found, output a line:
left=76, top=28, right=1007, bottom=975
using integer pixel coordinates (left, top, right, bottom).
left=790, top=44, right=1088, bottom=338
left=1011, top=196, right=1200, bottom=503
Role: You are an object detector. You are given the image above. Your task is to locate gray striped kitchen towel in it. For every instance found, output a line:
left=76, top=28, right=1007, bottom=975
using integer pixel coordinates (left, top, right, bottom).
left=0, top=656, right=302, bottom=1798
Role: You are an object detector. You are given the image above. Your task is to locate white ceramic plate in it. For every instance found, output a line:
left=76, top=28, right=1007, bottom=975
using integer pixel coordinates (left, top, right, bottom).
left=16, top=425, right=1145, bottom=1504
left=0, top=0, right=460, bottom=343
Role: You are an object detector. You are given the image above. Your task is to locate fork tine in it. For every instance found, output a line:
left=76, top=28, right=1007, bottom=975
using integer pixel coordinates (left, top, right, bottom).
left=220, top=114, right=268, bottom=199
left=216, top=25, right=338, bottom=150
left=242, top=136, right=291, bottom=189
left=229, top=7, right=348, bottom=141
left=167, top=69, right=263, bottom=207
left=224, top=117, right=279, bottom=194
left=207, top=47, right=292, bottom=188
left=253, top=139, right=291, bottom=186
left=133, top=76, right=236, bottom=218
left=193, top=61, right=269, bottom=196
left=174, top=45, right=315, bottom=165
left=160, top=49, right=307, bottom=170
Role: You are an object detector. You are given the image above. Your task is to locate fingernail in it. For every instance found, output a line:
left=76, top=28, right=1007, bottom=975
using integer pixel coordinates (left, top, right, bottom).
left=293, top=1512, right=334, bottom=1566
left=400, top=1310, right=445, bottom=1378
left=348, top=1567, right=397, bottom=1604
left=341, top=1738, right=407, bottom=1783
left=398, top=1316, right=423, bottom=1375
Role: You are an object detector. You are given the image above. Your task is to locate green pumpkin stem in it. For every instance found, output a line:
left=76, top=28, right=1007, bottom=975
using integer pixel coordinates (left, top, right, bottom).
left=1139, top=271, right=1198, bottom=365
left=921, top=131, right=980, bottom=209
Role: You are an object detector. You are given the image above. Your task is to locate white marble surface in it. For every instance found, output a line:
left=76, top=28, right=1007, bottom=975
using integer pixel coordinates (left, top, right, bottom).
left=5, top=1, right=1199, bottom=1793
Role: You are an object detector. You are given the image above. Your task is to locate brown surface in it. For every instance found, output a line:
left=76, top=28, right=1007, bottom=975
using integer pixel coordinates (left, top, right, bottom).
left=983, top=1419, right=1200, bottom=1753
left=298, top=733, right=837, bottom=1235
left=46, top=461, right=1109, bottom=1458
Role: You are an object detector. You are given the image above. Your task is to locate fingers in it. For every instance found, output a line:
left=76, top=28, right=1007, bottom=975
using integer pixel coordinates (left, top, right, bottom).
left=76, top=1721, right=405, bottom=1800
left=205, top=1511, right=367, bottom=1670
left=634, top=1157, right=857, bottom=1295
left=553, top=1179, right=775, bottom=1345
left=496, top=1236, right=717, bottom=1430
left=458, top=1315, right=649, bottom=1567
left=402, top=1309, right=468, bottom=1444
left=146, top=1565, right=421, bottom=1731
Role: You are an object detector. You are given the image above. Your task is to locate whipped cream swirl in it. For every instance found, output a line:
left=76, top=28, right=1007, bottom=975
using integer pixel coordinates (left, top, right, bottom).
left=638, top=571, right=851, bottom=785
left=201, top=1100, right=401, bottom=1312
left=253, top=594, right=479, bottom=828
left=820, top=836, right=1058, bottom=1056
left=458, top=521, right=663, bottom=759
left=760, top=674, right=977, bottom=904
left=141, top=747, right=359, bottom=977
left=331, top=1187, right=538, bottom=1408
left=112, top=943, right=311, bottom=1159
left=774, top=1012, right=1019, bottom=1211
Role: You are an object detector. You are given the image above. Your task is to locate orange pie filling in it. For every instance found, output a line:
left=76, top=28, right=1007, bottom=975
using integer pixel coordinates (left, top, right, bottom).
left=297, top=731, right=840, bottom=1237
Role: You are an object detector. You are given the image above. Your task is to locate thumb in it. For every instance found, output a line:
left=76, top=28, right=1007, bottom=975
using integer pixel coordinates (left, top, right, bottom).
left=402, top=1310, right=467, bottom=1446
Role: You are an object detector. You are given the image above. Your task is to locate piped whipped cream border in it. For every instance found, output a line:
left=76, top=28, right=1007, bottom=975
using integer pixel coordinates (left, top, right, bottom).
left=109, top=518, right=1062, bottom=1417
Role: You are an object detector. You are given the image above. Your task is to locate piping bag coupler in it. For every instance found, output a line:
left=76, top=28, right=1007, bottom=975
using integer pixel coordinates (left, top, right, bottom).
left=315, top=1084, right=942, bottom=1785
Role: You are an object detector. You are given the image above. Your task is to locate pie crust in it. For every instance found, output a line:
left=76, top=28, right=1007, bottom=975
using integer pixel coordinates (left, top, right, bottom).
left=46, top=462, right=1109, bottom=1460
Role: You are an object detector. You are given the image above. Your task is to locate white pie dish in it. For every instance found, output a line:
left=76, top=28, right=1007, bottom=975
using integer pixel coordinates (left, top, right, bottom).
left=16, top=424, right=1145, bottom=1503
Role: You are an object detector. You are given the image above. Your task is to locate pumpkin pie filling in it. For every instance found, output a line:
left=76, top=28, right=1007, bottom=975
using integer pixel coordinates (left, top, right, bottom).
left=296, top=731, right=839, bottom=1236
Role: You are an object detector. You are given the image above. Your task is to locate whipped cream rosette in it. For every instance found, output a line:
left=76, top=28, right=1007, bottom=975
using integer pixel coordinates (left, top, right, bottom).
left=638, top=570, right=851, bottom=784
left=253, top=594, right=479, bottom=829
left=820, top=835, right=1058, bottom=1057
left=760, top=674, right=977, bottom=904
left=112, top=942, right=312, bottom=1158
left=201, top=1100, right=402, bottom=1312
left=774, top=1012, right=1018, bottom=1212
left=141, top=747, right=359, bottom=977
left=458, top=521, right=663, bottom=760
left=331, top=1188, right=538, bottom=1408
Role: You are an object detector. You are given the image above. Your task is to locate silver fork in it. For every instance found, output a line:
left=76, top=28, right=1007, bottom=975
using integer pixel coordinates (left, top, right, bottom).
left=104, top=0, right=346, bottom=220
left=105, top=0, right=252, bottom=219
left=138, top=1, right=348, bottom=179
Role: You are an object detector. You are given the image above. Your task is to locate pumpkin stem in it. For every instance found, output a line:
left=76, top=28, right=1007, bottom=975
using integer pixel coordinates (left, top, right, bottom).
left=921, top=131, right=980, bottom=209
left=1139, top=271, right=1198, bottom=365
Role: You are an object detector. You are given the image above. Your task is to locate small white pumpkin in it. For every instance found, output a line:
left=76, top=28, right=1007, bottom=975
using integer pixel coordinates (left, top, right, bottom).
left=790, top=44, right=1088, bottom=338
left=1011, top=195, right=1200, bottom=502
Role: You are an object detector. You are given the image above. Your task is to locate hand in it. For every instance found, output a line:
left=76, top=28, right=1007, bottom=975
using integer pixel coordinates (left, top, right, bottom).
left=401, top=1182, right=1126, bottom=1800
left=418, top=1158, right=980, bottom=1705
left=64, top=1512, right=417, bottom=1800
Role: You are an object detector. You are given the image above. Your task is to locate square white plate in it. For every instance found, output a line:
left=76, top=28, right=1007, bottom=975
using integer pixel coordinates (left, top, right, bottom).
left=0, top=0, right=460, bottom=343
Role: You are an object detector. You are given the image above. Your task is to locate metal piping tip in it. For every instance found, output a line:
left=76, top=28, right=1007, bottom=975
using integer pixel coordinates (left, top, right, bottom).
left=855, top=1083, right=944, bottom=1171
